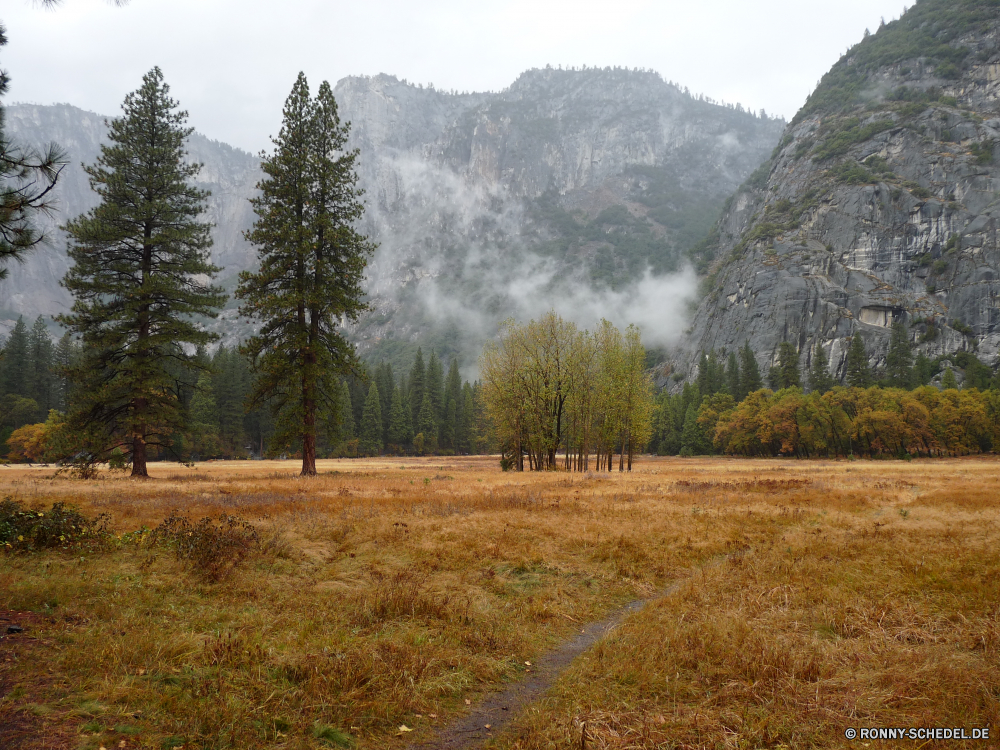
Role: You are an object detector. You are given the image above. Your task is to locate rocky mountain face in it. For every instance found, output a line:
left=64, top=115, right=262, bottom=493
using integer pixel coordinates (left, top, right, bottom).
left=683, top=0, right=1000, bottom=384
left=2, top=69, right=784, bottom=369
left=336, top=68, right=784, bottom=367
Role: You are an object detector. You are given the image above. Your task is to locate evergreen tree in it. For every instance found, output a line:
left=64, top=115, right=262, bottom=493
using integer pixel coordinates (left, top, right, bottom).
left=680, top=401, right=708, bottom=456
left=28, top=317, right=54, bottom=418
left=914, top=353, right=934, bottom=386
left=387, top=386, right=410, bottom=447
left=211, top=347, right=247, bottom=456
left=0, top=316, right=29, bottom=397
left=696, top=351, right=711, bottom=397
left=359, top=381, right=382, bottom=455
left=457, top=382, right=473, bottom=453
left=739, top=342, right=762, bottom=397
left=408, top=348, right=425, bottom=426
left=773, top=341, right=801, bottom=390
left=236, top=73, right=374, bottom=475
left=186, top=372, right=221, bottom=459
left=846, top=333, right=872, bottom=387
left=885, top=321, right=914, bottom=388
left=60, top=69, right=224, bottom=476
left=53, top=332, right=78, bottom=412
left=808, top=343, right=835, bottom=394
left=725, top=351, right=741, bottom=399
left=337, top=379, right=355, bottom=443
left=416, top=389, right=437, bottom=451
left=0, top=25, right=65, bottom=281
left=425, top=351, right=444, bottom=424
left=941, top=366, right=958, bottom=390
left=375, top=362, right=394, bottom=442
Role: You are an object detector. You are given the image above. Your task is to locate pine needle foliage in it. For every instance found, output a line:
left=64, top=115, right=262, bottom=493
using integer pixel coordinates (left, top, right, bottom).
left=59, top=68, right=224, bottom=477
left=236, top=73, right=374, bottom=476
left=0, top=24, right=66, bottom=279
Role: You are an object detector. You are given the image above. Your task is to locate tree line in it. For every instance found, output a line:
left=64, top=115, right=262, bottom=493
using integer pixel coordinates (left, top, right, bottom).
left=480, top=312, right=653, bottom=472
left=650, top=323, right=1000, bottom=458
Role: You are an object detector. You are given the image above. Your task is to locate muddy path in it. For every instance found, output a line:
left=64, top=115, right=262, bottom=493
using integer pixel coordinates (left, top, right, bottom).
left=409, top=579, right=685, bottom=749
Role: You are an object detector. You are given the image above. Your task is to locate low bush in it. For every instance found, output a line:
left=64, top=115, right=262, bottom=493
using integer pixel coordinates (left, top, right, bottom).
left=152, top=513, right=261, bottom=582
left=0, top=498, right=111, bottom=552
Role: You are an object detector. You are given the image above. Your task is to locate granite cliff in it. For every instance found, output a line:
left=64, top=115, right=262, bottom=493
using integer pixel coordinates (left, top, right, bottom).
left=684, top=0, right=1000, bottom=385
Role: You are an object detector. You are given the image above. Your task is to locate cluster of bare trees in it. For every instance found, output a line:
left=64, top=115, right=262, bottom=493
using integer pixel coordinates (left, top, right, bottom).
left=480, top=312, right=653, bottom=472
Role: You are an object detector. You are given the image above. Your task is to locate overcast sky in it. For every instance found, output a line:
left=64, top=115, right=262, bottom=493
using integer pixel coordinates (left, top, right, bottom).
left=3, top=0, right=912, bottom=153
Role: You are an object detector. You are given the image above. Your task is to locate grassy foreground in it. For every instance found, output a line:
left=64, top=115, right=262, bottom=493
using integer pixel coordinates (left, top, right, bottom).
left=0, top=456, right=997, bottom=749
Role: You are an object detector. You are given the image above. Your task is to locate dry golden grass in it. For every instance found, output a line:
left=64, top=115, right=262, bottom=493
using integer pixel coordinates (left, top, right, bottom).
left=1, top=456, right=998, bottom=749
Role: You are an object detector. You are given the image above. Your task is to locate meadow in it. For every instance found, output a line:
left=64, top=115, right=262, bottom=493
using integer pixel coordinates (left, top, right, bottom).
left=0, top=456, right=997, bottom=749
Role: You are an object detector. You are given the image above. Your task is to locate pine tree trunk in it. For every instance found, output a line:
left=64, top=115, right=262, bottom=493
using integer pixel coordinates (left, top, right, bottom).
left=131, top=433, right=148, bottom=478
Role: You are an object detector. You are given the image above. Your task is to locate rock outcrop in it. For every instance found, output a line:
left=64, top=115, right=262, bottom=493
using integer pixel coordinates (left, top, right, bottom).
left=684, top=0, right=1000, bottom=382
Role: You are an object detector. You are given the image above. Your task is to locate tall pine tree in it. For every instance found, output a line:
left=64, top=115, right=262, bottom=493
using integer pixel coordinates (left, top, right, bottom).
left=0, top=316, right=29, bottom=398
left=846, top=333, right=872, bottom=388
left=28, top=316, right=54, bottom=419
left=359, top=382, right=382, bottom=455
left=885, top=321, right=914, bottom=388
left=808, top=343, right=835, bottom=394
left=236, top=73, right=374, bottom=475
left=739, top=342, right=762, bottom=397
left=60, top=68, right=224, bottom=476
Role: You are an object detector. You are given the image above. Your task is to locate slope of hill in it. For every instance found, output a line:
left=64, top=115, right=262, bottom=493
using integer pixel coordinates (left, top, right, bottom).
left=683, top=0, right=1000, bottom=382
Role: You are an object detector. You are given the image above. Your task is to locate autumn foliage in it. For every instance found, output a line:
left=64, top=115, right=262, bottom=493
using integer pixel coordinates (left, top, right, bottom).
left=712, top=385, right=1000, bottom=457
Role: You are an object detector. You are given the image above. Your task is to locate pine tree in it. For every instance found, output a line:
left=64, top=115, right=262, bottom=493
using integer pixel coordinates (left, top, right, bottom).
left=725, top=351, right=741, bottom=399
left=941, top=366, right=958, bottom=390
left=680, top=401, right=708, bottom=456
left=408, top=348, right=425, bottom=426
left=808, top=343, right=835, bottom=394
left=186, top=372, right=221, bottom=459
left=337, top=379, right=355, bottom=443
left=846, top=334, right=872, bottom=388
left=739, top=342, right=762, bottom=397
left=773, top=341, right=801, bottom=390
left=236, top=73, right=374, bottom=475
left=457, top=381, right=473, bottom=453
left=53, top=332, right=78, bottom=412
left=375, top=362, right=394, bottom=443
left=0, top=26, right=65, bottom=281
left=696, top=351, right=711, bottom=397
left=426, top=351, right=444, bottom=424
left=914, top=353, right=934, bottom=386
left=387, top=386, right=410, bottom=447
left=359, top=382, right=382, bottom=455
left=417, top=389, right=437, bottom=451
left=28, top=316, right=54, bottom=418
left=0, top=316, right=29, bottom=397
left=885, top=321, right=914, bottom=388
left=59, top=69, right=224, bottom=476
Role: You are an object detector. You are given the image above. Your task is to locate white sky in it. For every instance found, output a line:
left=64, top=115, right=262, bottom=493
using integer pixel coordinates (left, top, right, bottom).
left=4, top=0, right=912, bottom=153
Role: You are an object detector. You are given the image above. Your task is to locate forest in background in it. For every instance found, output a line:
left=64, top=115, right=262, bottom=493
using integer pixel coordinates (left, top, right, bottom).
left=0, top=314, right=494, bottom=462
left=652, top=323, right=1000, bottom=458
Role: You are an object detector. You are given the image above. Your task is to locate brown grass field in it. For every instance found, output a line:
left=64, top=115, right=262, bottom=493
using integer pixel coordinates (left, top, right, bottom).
left=1, top=455, right=998, bottom=749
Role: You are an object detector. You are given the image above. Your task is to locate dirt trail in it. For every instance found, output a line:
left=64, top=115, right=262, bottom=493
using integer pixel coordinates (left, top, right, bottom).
left=409, top=581, right=683, bottom=749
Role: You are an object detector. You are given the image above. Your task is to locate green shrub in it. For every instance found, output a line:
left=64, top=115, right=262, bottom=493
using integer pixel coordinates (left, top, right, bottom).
left=0, top=498, right=111, bottom=552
